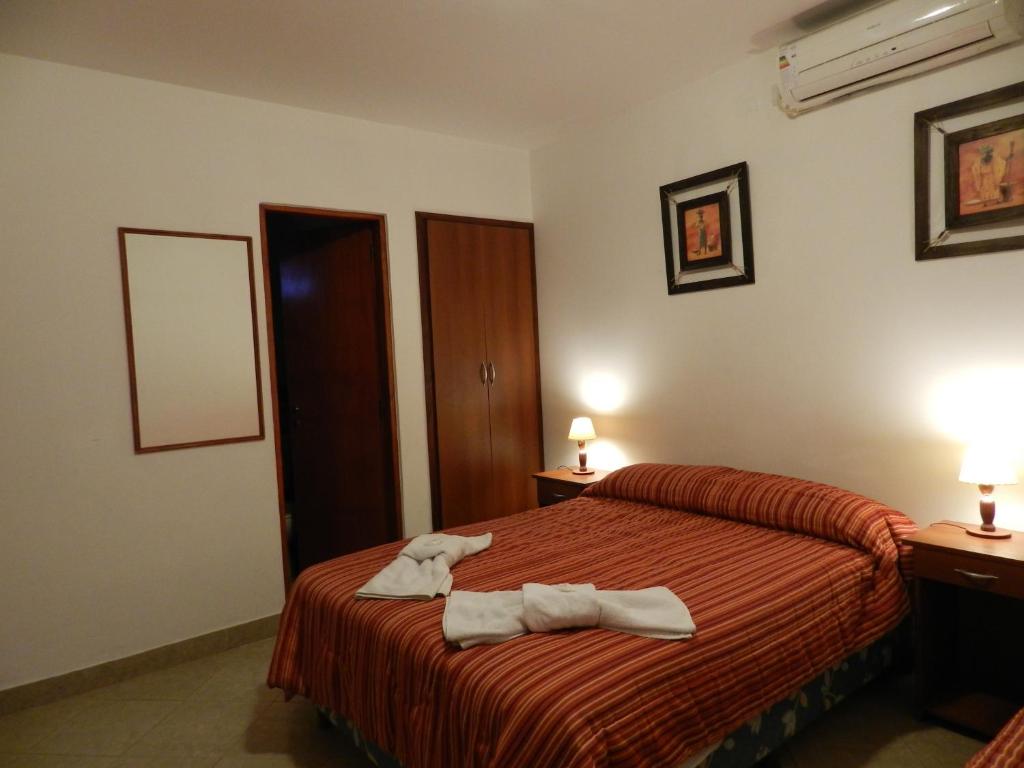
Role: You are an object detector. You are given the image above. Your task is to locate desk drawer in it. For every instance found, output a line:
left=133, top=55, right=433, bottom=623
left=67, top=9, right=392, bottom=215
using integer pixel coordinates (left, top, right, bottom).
left=536, top=479, right=582, bottom=507
left=916, top=548, right=1024, bottom=599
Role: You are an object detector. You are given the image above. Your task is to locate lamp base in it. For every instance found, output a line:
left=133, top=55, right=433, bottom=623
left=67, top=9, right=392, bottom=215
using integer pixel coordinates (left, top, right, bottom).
left=965, top=524, right=1012, bottom=540
left=572, top=467, right=595, bottom=475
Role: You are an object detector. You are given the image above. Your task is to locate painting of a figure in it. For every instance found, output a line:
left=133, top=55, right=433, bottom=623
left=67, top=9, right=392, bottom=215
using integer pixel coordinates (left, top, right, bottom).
left=946, top=114, right=1024, bottom=228
left=676, top=191, right=731, bottom=272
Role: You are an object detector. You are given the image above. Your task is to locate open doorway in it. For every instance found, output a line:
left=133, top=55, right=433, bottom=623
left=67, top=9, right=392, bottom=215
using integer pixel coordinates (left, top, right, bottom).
left=260, top=204, right=402, bottom=586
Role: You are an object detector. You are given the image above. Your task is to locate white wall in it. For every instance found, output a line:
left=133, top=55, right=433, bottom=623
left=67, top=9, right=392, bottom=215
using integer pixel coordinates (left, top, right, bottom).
left=532, top=45, right=1024, bottom=530
left=0, top=54, right=531, bottom=690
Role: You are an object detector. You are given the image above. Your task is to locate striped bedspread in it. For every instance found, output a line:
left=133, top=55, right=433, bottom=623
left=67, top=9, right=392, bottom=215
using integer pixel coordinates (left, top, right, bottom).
left=968, top=708, right=1024, bottom=768
left=268, top=464, right=915, bottom=768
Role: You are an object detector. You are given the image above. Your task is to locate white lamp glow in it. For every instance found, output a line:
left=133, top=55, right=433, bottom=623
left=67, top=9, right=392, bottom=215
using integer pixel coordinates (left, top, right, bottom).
left=580, top=373, right=627, bottom=413
left=959, top=442, right=1018, bottom=539
left=929, top=366, right=1024, bottom=443
left=568, top=417, right=596, bottom=475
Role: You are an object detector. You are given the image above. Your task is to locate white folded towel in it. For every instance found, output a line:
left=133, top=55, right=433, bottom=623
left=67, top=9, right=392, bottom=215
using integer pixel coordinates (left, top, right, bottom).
left=522, top=583, right=600, bottom=632
left=442, top=590, right=527, bottom=648
left=356, top=532, right=492, bottom=600
left=443, top=583, right=695, bottom=648
left=596, top=587, right=696, bottom=640
left=399, top=532, right=492, bottom=562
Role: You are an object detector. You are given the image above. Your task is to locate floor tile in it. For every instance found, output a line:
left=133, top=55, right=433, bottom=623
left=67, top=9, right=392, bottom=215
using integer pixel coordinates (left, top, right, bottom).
left=0, top=755, right=121, bottom=767
left=230, top=701, right=365, bottom=763
left=30, top=700, right=176, bottom=756
left=0, top=694, right=101, bottom=753
left=126, top=700, right=265, bottom=757
left=215, top=639, right=276, bottom=662
left=112, top=756, right=220, bottom=767
left=88, top=658, right=225, bottom=703
left=212, top=755, right=329, bottom=767
left=187, top=652, right=282, bottom=707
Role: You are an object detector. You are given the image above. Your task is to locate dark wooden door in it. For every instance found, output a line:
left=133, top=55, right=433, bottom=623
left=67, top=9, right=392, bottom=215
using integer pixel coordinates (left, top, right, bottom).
left=482, top=224, right=542, bottom=519
left=424, top=219, right=493, bottom=528
left=419, top=213, right=543, bottom=529
left=273, top=219, right=399, bottom=571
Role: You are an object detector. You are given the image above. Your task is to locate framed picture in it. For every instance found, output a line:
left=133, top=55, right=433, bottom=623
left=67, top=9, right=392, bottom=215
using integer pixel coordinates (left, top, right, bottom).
left=945, top=113, right=1024, bottom=229
left=660, top=162, right=754, bottom=294
left=119, top=228, right=265, bottom=453
left=675, top=191, right=732, bottom=271
left=914, top=81, right=1024, bottom=261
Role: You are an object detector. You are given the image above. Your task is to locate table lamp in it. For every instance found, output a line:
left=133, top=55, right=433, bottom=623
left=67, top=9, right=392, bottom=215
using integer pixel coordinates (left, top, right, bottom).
left=959, top=442, right=1018, bottom=539
left=568, top=417, right=596, bottom=475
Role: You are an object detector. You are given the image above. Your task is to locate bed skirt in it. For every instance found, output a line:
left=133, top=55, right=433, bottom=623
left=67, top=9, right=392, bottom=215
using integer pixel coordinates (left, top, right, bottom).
left=318, top=621, right=907, bottom=768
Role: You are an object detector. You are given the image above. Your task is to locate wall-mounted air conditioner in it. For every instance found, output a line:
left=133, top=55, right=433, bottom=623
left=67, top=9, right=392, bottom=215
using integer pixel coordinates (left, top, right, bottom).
left=778, top=0, right=1024, bottom=115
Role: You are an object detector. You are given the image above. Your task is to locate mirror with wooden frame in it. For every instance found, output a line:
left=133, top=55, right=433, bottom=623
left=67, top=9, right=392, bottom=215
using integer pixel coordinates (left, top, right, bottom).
left=118, top=227, right=264, bottom=453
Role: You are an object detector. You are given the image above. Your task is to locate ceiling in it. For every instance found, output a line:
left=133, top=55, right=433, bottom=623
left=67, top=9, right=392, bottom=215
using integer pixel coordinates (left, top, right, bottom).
left=0, top=0, right=876, bottom=148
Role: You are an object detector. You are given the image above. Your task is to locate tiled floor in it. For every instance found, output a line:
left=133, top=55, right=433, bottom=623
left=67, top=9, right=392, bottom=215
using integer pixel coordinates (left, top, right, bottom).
left=0, top=638, right=985, bottom=768
left=0, top=638, right=369, bottom=767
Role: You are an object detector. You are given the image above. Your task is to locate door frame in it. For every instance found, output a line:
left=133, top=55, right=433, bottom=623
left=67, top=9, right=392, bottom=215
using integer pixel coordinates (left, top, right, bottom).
left=260, top=203, right=403, bottom=591
left=415, top=211, right=544, bottom=531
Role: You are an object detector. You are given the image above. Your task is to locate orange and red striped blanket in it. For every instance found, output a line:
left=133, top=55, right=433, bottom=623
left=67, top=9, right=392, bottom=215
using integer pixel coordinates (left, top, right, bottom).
left=968, top=708, right=1024, bottom=768
left=268, top=464, right=915, bottom=768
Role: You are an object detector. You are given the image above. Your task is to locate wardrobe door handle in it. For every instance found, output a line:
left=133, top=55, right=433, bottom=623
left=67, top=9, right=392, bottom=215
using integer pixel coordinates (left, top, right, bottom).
left=479, top=363, right=487, bottom=384
left=487, top=362, right=496, bottom=384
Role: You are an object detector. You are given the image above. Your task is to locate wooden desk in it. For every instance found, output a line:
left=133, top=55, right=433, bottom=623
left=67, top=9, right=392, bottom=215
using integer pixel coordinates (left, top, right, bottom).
left=905, top=522, right=1024, bottom=737
left=532, top=468, right=609, bottom=507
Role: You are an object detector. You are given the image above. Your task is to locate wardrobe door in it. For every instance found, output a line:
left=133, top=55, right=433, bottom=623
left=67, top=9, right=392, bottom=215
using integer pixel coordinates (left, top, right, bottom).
left=419, top=213, right=544, bottom=530
left=423, top=218, right=493, bottom=528
left=481, top=223, right=543, bottom=519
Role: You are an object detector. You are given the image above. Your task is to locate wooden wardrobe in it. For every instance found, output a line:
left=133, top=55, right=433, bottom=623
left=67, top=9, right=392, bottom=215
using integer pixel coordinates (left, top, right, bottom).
left=417, top=212, right=544, bottom=530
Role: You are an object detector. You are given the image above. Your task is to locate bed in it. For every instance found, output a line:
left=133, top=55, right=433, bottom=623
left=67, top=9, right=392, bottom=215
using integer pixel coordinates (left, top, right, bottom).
left=967, top=708, right=1024, bottom=768
left=268, top=463, right=916, bottom=768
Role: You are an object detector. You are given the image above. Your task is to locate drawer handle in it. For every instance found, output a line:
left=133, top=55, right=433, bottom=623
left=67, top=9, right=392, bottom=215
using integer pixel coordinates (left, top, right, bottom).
left=953, top=568, right=999, bottom=587
left=550, top=493, right=568, bottom=501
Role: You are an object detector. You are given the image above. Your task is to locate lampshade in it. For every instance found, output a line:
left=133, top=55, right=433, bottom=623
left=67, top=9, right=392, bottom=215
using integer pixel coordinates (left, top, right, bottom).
left=567, top=417, right=596, bottom=441
left=959, top=443, right=1019, bottom=486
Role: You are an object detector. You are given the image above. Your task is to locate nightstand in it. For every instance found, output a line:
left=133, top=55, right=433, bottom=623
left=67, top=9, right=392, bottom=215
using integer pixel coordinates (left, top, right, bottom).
left=905, top=522, right=1024, bottom=737
left=532, top=468, right=609, bottom=507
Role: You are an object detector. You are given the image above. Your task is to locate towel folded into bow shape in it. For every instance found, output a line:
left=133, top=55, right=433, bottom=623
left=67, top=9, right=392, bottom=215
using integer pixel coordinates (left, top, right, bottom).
left=444, top=583, right=695, bottom=649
